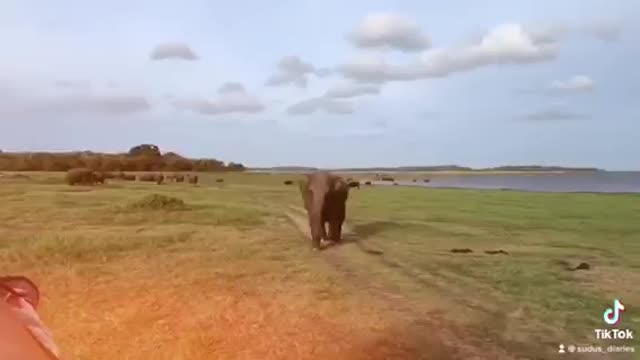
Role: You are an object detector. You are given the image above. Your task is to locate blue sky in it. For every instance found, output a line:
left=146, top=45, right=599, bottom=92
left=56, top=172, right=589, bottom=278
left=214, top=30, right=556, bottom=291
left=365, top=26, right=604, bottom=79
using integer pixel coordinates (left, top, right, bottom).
left=0, top=0, right=638, bottom=170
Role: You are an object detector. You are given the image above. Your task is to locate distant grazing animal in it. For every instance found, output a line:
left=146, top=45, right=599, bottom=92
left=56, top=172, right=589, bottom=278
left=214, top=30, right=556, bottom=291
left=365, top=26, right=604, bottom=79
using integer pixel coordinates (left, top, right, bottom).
left=122, top=174, right=136, bottom=181
left=298, top=171, right=349, bottom=250
left=412, top=179, right=417, bottom=182
left=423, top=179, right=430, bottom=183
left=215, top=178, right=224, bottom=183
left=98, top=172, right=116, bottom=181
left=380, top=176, right=395, bottom=182
left=66, top=168, right=97, bottom=185
left=166, top=174, right=183, bottom=183
left=348, top=181, right=360, bottom=189
left=138, top=173, right=164, bottom=184
left=94, top=171, right=110, bottom=184
left=393, top=182, right=398, bottom=186
left=175, top=175, right=185, bottom=183
left=364, top=181, right=372, bottom=185
left=284, top=180, right=294, bottom=185
left=188, top=174, right=199, bottom=185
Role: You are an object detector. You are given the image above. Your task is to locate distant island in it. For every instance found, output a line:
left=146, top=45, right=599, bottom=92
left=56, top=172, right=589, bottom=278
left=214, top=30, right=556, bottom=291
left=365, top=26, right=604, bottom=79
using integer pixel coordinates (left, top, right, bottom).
left=252, top=166, right=320, bottom=172
left=251, top=165, right=603, bottom=173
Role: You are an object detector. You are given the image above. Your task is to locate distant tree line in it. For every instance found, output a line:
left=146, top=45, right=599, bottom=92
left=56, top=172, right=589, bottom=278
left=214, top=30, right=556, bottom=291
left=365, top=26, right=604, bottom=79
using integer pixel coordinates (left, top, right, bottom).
left=0, top=144, right=245, bottom=172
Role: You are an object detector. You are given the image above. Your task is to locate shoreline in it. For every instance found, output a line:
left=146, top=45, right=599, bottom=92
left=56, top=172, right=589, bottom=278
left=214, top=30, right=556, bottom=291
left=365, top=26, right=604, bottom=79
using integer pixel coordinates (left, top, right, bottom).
left=372, top=182, right=640, bottom=195
left=250, top=170, right=604, bottom=175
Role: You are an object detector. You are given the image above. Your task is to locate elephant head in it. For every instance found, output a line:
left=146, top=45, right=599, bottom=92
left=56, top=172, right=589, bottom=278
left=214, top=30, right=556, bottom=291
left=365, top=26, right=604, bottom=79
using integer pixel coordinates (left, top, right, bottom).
left=298, top=171, right=349, bottom=250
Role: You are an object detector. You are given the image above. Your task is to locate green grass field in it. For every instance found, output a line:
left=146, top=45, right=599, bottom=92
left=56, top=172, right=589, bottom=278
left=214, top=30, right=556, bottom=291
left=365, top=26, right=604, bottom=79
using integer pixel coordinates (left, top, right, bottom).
left=1, top=172, right=638, bottom=359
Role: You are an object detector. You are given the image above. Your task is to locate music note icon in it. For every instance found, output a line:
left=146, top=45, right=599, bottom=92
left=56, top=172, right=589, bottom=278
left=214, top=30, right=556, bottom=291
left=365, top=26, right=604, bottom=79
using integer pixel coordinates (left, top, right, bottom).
left=603, top=299, right=625, bottom=326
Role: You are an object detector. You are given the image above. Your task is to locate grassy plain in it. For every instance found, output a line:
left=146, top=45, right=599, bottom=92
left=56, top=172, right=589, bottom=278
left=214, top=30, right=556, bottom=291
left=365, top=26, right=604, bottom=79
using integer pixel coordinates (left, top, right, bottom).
left=0, top=171, right=638, bottom=359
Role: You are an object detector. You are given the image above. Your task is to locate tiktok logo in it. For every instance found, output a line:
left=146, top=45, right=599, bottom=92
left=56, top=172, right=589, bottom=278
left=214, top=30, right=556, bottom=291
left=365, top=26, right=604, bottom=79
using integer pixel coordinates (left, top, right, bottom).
left=595, top=299, right=633, bottom=341
left=604, top=299, right=625, bottom=326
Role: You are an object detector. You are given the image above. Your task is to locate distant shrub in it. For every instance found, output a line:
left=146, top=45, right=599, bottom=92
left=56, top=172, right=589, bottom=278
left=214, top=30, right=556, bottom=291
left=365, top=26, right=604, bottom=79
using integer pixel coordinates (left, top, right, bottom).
left=128, top=144, right=161, bottom=157
left=127, top=194, right=188, bottom=210
left=0, top=144, right=246, bottom=172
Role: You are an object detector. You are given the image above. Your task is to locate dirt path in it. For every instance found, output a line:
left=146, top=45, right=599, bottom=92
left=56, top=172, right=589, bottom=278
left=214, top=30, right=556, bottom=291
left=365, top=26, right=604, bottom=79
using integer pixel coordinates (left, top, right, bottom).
left=284, top=206, right=519, bottom=360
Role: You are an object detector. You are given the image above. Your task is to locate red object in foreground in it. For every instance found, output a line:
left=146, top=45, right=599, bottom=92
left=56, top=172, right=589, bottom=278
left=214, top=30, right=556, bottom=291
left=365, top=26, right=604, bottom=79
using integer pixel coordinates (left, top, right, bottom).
left=0, top=276, right=61, bottom=360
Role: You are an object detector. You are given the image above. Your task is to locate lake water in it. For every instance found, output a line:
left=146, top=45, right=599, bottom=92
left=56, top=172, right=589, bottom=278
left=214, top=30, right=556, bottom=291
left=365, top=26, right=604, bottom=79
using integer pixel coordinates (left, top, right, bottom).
left=382, top=172, right=640, bottom=194
left=252, top=170, right=640, bottom=193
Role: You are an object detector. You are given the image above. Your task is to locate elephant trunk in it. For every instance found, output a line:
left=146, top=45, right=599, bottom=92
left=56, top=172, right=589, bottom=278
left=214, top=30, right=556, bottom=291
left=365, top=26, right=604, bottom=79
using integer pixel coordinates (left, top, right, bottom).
left=309, top=191, right=326, bottom=249
left=298, top=181, right=310, bottom=212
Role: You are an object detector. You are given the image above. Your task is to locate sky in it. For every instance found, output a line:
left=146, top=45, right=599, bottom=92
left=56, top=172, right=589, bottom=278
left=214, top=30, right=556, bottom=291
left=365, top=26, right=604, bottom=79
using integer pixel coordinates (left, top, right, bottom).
left=0, top=0, right=638, bottom=170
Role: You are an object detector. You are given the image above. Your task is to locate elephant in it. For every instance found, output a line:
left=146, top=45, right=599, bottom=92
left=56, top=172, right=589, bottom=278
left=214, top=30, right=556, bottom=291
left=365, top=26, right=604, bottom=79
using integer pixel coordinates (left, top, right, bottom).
left=188, top=174, right=199, bottom=185
left=94, top=171, right=111, bottom=184
left=216, top=178, right=224, bottom=183
left=283, top=180, right=293, bottom=185
left=364, top=181, right=372, bottom=185
left=66, top=168, right=97, bottom=185
left=298, top=171, right=349, bottom=250
left=137, top=174, right=154, bottom=182
left=138, top=173, right=164, bottom=184
left=348, top=180, right=360, bottom=189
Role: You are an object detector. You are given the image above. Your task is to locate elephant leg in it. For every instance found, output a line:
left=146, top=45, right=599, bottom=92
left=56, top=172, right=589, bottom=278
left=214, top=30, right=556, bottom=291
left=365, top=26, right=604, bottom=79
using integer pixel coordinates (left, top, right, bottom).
left=321, top=221, right=328, bottom=240
left=308, top=206, right=325, bottom=250
left=328, top=220, right=343, bottom=242
left=308, top=216, right=322, bottom=250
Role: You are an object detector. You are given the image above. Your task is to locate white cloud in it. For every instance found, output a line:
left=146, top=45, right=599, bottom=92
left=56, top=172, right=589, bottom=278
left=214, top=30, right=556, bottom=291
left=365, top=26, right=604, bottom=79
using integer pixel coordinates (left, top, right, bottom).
left=550, top=75, right=594, bottom=92
left=348, top=13, right=430, bottom=52
left=218, top=82, right=246, bottom=94
left=517, top=75, right=596, bottom=95
left=266, top=56, right=330, bottom=88
left=54, top=80, right=91, bottom=89
left=287, top=97, right=353, bottom=115
left=0, top=92, right=150, bottom=117
left=325, top=83, right=380, bottom=98
left=516, top=106, right=589, bottom=122
left=340, top=23, right=557, bottom=83
left=316, top=128, right=387, bottom=138
left=527, top=20, right=622, bottom=43
left=150, top=42, right=198, bottom=61
left=55, top=95, right=150, bottom=115
left=173, top=82, right=264, bottom=115
left=339, top=54, right=420, bottom=83
left=581, top=21, right=622, bottom=42
left=285, top=82, right=378, bottom=115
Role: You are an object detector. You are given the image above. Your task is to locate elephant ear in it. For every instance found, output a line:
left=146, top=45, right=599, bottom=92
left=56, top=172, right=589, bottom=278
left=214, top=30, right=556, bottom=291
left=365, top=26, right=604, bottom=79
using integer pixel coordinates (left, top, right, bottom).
left=332, top=177, right=349, bottom=193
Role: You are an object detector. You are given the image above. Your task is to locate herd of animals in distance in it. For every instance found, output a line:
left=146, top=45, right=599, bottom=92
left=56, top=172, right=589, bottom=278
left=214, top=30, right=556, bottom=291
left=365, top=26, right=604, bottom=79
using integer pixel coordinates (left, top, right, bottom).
left=63, top=167, right=432, bottom=252
left=64, top=167, right=432, bottom=188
